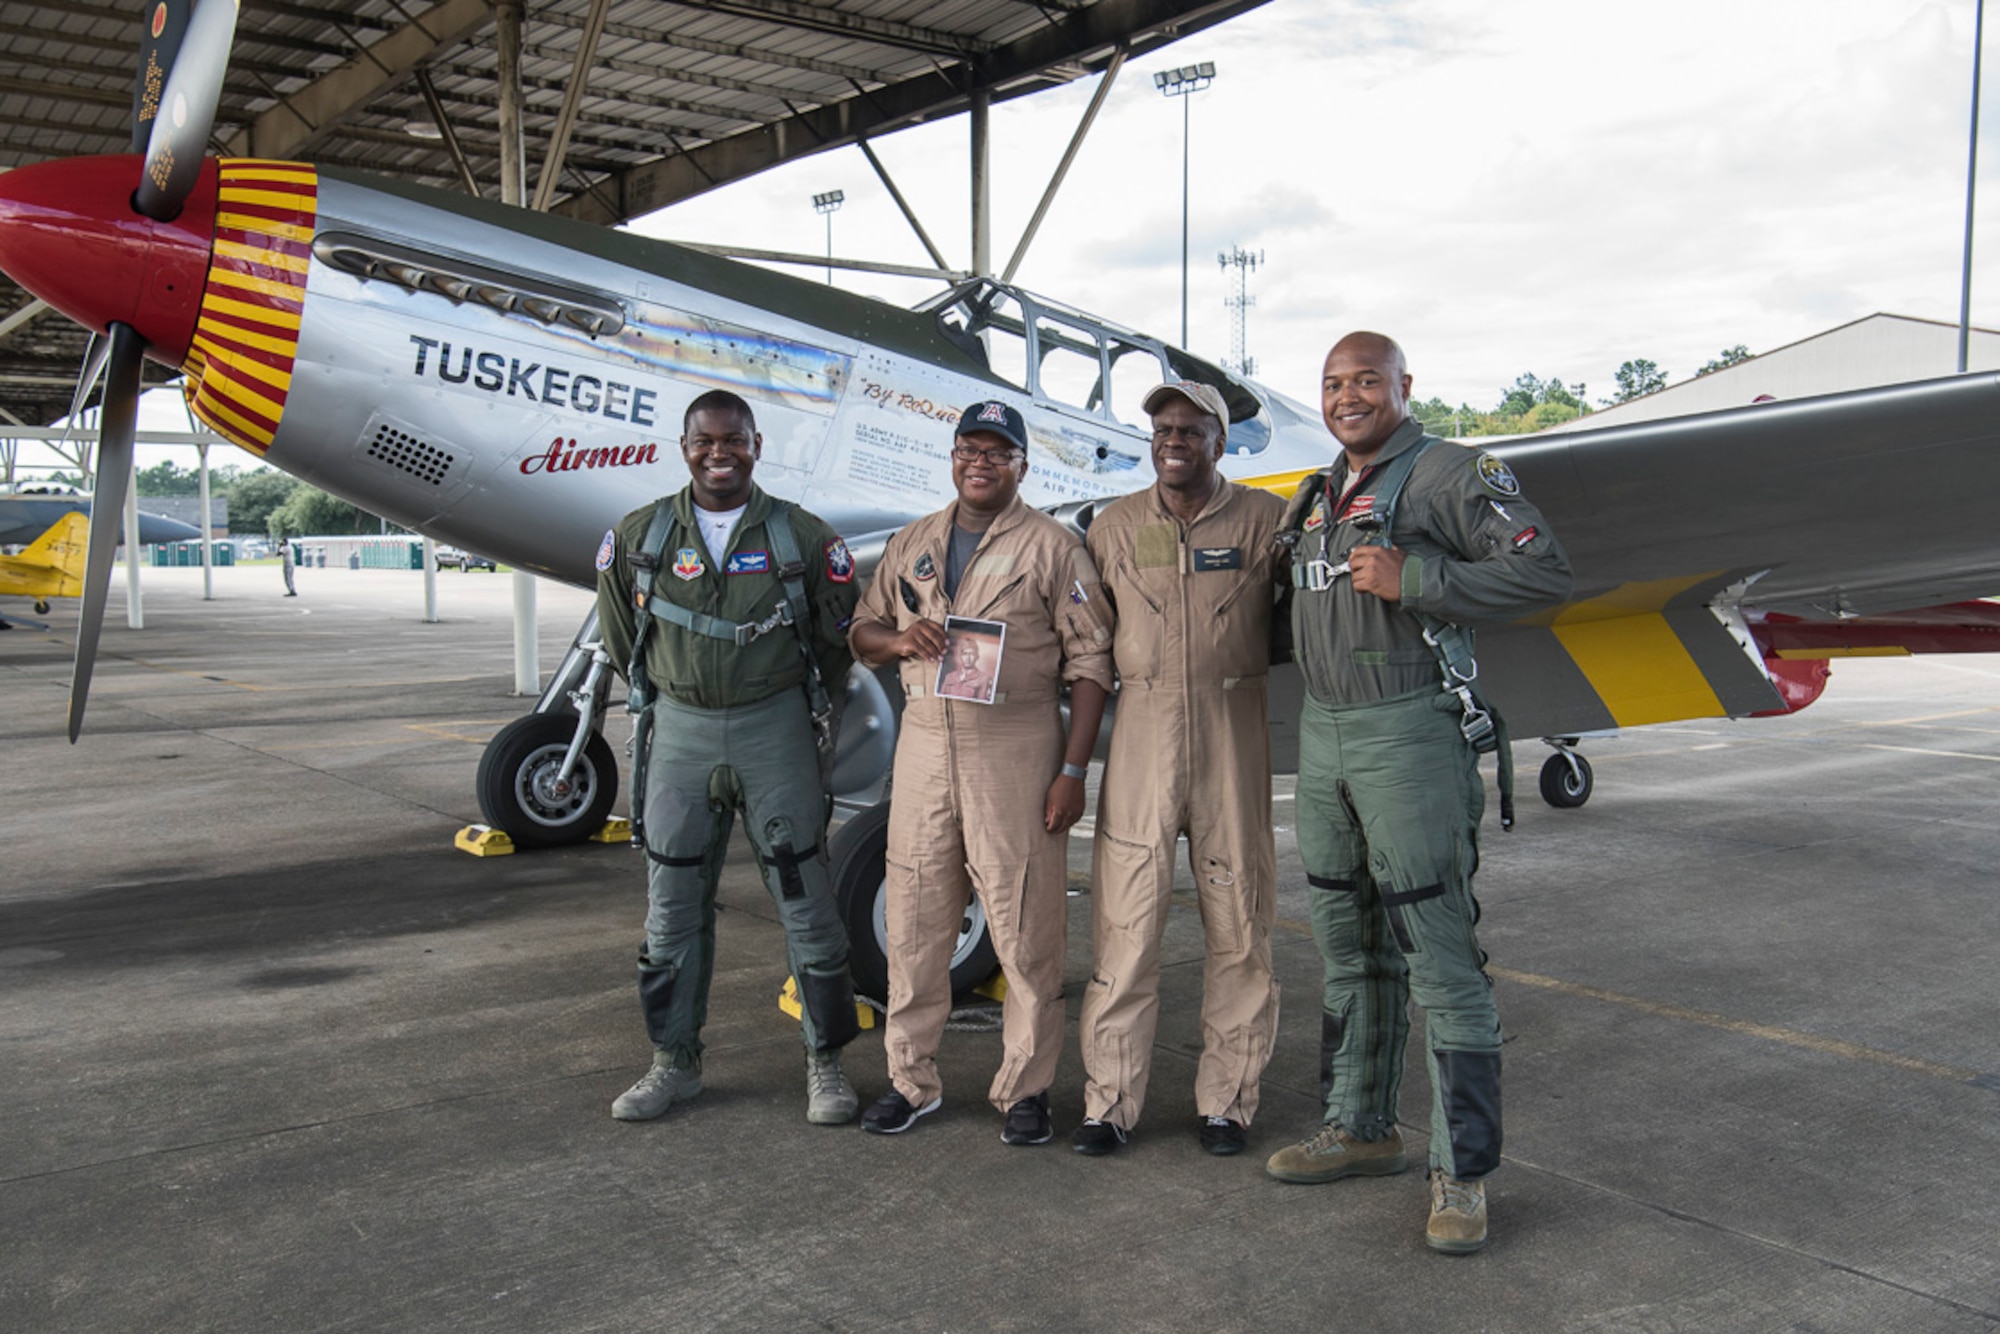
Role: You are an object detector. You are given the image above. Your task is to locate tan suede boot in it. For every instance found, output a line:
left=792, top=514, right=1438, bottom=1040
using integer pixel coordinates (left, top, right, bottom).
left=1426, top=1170, right=1488, bottom=1254
left=1264, top=1122, right=1409, bottom=1183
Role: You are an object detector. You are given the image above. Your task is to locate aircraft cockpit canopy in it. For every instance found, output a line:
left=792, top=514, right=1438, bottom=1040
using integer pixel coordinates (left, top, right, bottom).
left=922, top=279, right=1273, bottom=456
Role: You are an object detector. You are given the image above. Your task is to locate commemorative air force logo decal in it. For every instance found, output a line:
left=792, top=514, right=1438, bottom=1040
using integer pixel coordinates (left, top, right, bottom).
left=1475, top=453, right=1521, bottom=497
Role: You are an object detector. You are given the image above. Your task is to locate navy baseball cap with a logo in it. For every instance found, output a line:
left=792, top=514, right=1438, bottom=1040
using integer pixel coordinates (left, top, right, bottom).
left=956, top=399, right=1029, bottom=454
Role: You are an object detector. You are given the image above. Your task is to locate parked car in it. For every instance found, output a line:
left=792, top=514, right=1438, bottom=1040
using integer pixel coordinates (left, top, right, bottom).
left=435, top=545, right=497, bottom=572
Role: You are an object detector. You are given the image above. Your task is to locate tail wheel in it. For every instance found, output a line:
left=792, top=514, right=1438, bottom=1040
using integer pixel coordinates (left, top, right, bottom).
left=1539, top=750, right=1593, bottom=808
left=829, top=801, right=999, bottom=1002
left=475, top=711, right=619, bottom=849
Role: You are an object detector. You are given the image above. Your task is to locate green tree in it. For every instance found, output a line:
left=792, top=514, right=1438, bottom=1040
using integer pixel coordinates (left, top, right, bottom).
left=270, top=482, right=367, bottom=537
left=1610, top=359, right=1667, bottom=403
left=134, top=460, right=202, bottom=496
left=228, top=468, right=299, bottom=534
left=1411, top=395, right=1479, bottom=436
left=1697, top=345, right=1752, bottom=376
left=1496, top=374, right=1543, bottom=418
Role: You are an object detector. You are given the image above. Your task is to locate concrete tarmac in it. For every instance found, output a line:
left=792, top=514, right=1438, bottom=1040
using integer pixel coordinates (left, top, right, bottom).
left=3, top=567, right=1997, bottom=1332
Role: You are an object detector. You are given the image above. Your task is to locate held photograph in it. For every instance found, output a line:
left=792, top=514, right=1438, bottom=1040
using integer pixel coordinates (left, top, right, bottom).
left=936, top=616, right=1005, bottom=704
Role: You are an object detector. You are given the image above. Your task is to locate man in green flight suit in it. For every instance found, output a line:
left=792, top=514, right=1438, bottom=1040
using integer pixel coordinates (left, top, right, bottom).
left=595, top=388, right=863, bottom=1126
left=1267, top=332, right=1572, bottom=1253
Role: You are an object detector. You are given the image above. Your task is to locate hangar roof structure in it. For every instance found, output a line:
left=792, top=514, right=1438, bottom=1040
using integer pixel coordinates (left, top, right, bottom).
left=0, top=0, right=1267, bottom=435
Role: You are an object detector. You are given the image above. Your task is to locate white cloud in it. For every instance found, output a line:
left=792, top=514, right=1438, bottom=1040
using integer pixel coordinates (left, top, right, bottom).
left=640, top=0, right=1997, bottom=414
left=28, top=0, right=1994, bottom=481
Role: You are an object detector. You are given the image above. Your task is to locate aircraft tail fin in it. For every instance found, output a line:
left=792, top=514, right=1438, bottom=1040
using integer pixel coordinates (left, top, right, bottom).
left=18, top=512, right=91, bottom=596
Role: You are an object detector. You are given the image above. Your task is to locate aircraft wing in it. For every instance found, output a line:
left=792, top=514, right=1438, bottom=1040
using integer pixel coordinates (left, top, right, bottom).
left=1474, top=372, right=2000, bottom=738
left=0, top=496, right=203, bottom=547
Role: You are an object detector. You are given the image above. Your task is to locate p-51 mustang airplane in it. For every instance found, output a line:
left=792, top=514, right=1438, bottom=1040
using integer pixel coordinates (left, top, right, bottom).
left=4, top=2, right=2000, bottom=994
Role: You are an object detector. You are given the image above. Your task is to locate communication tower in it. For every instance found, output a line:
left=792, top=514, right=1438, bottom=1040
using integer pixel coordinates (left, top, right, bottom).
left=1219, top=246, right=1263, bottom=376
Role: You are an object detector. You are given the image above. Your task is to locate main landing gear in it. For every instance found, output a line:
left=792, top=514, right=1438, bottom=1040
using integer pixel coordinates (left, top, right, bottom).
left=471, top=610, right=949, bottom=997
left=474, top=608, right=621, bottom=849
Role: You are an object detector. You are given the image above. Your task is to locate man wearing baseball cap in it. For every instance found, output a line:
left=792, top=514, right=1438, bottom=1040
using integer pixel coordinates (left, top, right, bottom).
left=1070, top=380, right=1287, bottom=1158
left=848, top=399, right=1114, bottom=1146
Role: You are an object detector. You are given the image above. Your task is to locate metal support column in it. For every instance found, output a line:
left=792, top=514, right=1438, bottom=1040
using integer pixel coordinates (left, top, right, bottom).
left=197, top=442, right=213, bottom=600
left=1961, top=0, right=1986, bottom=373
left=497, top=0, right=539, bottom=695
left=121, top=455, right=142, bottom=628
left=422, top=536, right=438, bottom=623
left=970, top=84, right=991, bottom=277
left=497, top=0, right=526, bottom=209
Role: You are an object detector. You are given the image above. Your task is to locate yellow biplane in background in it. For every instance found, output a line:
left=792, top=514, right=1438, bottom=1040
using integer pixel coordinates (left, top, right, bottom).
left=0, top=512, right=89, bottom=618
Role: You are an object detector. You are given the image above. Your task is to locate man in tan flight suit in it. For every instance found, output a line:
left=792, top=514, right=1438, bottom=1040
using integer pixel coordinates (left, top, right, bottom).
left=1072, top=381, right=1286, bottom=1158
left=849, top=399, right=1114, bottom=1145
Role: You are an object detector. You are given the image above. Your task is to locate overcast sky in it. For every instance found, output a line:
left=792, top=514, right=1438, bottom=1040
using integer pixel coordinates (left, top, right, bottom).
left=71, top=0, right=1999, bottom=469
left=634, top=0, right=1995, bottom=415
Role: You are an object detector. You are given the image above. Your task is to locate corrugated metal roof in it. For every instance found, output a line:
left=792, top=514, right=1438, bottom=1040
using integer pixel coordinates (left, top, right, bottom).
left=0, top=0, right=1267, bottom=428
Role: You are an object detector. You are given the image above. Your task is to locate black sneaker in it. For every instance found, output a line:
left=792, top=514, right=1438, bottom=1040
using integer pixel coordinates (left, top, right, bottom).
left=1070, top=1117, right=1127, bottom=1156
left=1000, top=1092, right=1052, bottom=1145
left=1199, top=1115, right=1247, bottom=1156
left=862, top=1088, right=940, bottom=1135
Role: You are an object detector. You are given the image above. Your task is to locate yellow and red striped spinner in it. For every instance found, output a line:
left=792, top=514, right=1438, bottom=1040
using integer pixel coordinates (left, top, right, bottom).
left=182, top=159, right=316, bottom=455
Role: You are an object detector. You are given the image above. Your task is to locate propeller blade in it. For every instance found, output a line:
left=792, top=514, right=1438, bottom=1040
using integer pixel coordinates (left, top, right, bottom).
left=69, top=322, right=147, bottom=743
left=57, top=332, right=110, bottom=452
left=132, top=1, right=193, bottom=155
left=133, top=0, right=238, bottom=222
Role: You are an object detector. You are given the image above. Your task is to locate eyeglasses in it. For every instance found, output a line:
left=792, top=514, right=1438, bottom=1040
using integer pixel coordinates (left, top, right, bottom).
left=951, top=443, right=1022, bottom=465
left=1151, top=424, right=1213, bottom=444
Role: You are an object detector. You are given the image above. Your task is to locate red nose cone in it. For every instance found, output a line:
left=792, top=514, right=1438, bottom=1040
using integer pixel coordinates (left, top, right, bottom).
left=0, top=154, right=217, bottom=367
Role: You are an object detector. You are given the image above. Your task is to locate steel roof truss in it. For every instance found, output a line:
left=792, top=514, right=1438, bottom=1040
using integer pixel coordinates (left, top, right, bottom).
left=222, top=0, right=494, bottom=160
left=661, top=1, right=992, bottom=58
left=530, top=0, right=612, bottom=212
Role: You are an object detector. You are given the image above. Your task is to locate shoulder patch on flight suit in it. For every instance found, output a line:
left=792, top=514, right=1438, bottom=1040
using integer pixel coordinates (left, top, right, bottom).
left=1192, top=546, right=1242, bottom=571
left=825, top=537, right=854, bottom=583
left=1134, top=524, right=1178, bottom=568
left=672, top=547, right=705, bottom=580
left=594, top=528, right=617, bottom=571
left=1475, top=453, right=1520, bottom=497
left=913, top=552, right=937, bottom=581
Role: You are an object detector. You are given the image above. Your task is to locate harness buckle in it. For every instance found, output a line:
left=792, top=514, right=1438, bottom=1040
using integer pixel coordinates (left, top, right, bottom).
left=1457, top=690, right=1495, bottom=748
left=1302, top=558, right=1349, bottom=592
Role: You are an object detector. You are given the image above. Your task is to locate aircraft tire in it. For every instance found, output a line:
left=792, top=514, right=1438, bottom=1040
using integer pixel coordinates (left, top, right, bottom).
left=1539, top=751, right=1593, bottom=808
left=830, top=800, right=999, bottom=1003
left=476, top=710, right=619, bottom=849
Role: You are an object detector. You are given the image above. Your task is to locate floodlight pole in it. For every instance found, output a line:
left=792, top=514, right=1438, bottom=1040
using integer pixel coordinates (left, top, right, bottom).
left=1155, top=64, right=1215, bottom=348
left=1961, top=0, right=1985, bottom=373
left=1180, top=90, right=1190, bottom=344
left=813, top=190, right=845, bottom=285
